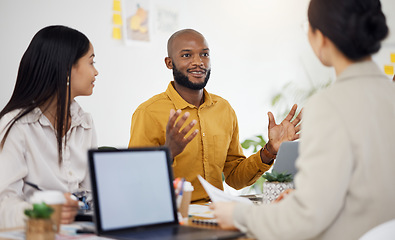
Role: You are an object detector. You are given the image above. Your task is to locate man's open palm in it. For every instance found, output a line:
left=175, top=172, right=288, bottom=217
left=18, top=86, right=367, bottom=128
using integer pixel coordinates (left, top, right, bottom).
left=268, top=104, right=302, bottom=152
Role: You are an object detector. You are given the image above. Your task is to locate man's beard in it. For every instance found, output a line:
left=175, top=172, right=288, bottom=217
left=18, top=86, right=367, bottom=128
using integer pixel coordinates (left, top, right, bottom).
left=172, top=63, right=211, bottom=90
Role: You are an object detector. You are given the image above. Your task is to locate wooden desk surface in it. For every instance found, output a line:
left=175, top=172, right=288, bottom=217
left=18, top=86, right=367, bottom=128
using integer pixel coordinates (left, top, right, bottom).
left=187, top=217, right=254, bottom=240
left=0, top=219, right=255, bottom=240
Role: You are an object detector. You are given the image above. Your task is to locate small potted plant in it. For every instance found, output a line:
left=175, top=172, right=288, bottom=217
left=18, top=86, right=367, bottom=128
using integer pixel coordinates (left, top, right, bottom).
left=25, top=202, right=55, bottom=240
left=262, top=170, right=294, bottom=204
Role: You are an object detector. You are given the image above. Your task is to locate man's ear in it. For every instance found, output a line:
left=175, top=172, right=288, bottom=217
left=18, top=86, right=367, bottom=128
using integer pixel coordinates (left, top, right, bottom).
left=165, top=57, right=173, bottom=69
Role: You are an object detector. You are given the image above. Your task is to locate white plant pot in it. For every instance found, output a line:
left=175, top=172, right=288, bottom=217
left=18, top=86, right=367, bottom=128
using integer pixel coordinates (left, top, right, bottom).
left=262, top=181, right=294, bottom=204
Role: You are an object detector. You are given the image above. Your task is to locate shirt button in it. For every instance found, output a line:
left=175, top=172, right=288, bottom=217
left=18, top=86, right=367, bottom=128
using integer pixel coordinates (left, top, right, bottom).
left=69, top=171, right=73, bottom=176
left=202, top=133, right=205, bottom=136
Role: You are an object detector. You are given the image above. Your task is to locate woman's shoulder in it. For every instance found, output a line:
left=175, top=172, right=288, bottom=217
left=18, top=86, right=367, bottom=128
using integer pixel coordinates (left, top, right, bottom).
left=0, top=109, right=24, bottom=136
left=70, top=101, right=94, bottom=129
left=0, top=108, right=43, bottom=131
left=0, top=109, right=21, bottom=122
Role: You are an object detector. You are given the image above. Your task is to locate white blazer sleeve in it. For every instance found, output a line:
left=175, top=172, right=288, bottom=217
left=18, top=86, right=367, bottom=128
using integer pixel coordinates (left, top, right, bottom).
left=233, top=92, right=354, bottom=239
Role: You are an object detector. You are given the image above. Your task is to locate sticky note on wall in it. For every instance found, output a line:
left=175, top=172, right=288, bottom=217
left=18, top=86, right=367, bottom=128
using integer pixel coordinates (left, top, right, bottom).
left=113, top=0, right=121, bottom=12
left=384, top=65, right=394, bottom=75
left=391, top=53, right=395, bottom=63
left=113, top=13, right=123, bottom=25
left=112, top=27, right=122, bottom=39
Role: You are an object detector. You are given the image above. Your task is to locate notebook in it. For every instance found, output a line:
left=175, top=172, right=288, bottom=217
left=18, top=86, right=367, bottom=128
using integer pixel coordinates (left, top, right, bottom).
left=88, top=146, right=244, bottom=240
left=272, top=141, right=299, bottom=177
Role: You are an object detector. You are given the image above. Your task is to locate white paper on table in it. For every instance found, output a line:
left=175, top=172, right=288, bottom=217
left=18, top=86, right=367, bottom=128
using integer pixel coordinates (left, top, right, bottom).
left=188, top=204, right=214, bottom=218
left=0, top=230, right=24, bottom=240
left=197, top=175, right=252, bottom=204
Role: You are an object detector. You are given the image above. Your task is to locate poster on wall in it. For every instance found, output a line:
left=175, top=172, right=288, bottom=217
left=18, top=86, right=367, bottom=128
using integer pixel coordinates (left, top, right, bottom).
left=122, top=0, right=151, bottom=44
left=155, top=6, right=179, bottom=35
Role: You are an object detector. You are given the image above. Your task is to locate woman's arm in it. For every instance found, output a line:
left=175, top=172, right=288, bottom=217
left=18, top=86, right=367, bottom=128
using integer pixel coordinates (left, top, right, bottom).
left=0, top=118, right=30, bottom=228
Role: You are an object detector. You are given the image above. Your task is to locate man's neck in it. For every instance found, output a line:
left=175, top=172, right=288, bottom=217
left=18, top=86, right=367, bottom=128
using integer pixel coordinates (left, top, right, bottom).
left=173, top=82, right=204, bottom=107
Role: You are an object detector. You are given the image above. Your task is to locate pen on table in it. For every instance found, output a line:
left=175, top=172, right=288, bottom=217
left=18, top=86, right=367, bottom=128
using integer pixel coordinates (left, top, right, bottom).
left=25, top=181, right=85, bottom=208
left=173, top=178, right=181, bottom=195
left=176, top=178, right=185, bottom=208
left=25, top=181, right=43, bottom=191
left=176, top=178, right=185, bottom=196
left=179, top=178, right=185, bottom=196
left=70, top=195, right=87, bottom=208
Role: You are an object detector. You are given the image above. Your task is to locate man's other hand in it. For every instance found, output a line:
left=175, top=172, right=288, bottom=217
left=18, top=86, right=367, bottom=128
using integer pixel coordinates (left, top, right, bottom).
left=165, top=109, right=198, bottom=158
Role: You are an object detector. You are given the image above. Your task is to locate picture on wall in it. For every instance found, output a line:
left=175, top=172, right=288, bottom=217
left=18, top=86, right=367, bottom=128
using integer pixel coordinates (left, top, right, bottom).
left=155, top=6, right=179, bottom=34
left=122, top=0, right=151, bottom=44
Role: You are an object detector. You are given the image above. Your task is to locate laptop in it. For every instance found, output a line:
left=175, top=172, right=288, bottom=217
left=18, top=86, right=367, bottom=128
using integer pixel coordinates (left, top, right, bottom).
left=88, top=146, right=245, bottom=240
left=272, top=141, right=299, bottom=178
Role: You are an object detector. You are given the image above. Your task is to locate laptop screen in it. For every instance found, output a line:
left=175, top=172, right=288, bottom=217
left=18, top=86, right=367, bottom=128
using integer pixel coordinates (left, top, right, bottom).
left=89, top=147, right=176, bottom=231
left=272, top=141, right=299, bottom=177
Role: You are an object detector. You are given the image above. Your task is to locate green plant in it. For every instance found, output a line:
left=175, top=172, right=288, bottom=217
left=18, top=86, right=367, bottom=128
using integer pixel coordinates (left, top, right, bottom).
left=24, top=202, right=54, bottom=219
left=240, top=135, right=267, bottom=194
left=241, top=135, right=266, bottom=152
left=271, top=79, right=332, bottom=120
left=240, top=77, right=331, bottom=194
left=262, top=170, right=293, bottom=182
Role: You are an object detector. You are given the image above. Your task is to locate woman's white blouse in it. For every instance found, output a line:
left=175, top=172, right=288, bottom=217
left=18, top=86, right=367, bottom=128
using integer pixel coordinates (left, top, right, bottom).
left=0, top=101, right=97, bottom=228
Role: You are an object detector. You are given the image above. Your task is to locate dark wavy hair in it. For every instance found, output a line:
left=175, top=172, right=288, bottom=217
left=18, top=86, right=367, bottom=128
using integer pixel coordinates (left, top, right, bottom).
left=308, top=0, right=388, bottom=60
left=0, top=25, right=90, bottom=163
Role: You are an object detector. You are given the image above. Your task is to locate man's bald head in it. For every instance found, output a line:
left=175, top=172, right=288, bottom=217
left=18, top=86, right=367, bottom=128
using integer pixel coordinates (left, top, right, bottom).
left=167, top=29, right=207, bottom=57
left=164, top=29, right=211, bottom=91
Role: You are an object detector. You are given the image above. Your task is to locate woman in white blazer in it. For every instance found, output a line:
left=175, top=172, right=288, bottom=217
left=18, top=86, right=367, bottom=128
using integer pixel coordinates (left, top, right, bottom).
left=211, top=0, right=395, bottom=239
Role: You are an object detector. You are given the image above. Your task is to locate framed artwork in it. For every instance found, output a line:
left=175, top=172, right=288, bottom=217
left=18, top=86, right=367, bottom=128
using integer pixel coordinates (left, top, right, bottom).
left=154, top=6, right=179, bottom=35
left=122, top=0, right=152, bottom=45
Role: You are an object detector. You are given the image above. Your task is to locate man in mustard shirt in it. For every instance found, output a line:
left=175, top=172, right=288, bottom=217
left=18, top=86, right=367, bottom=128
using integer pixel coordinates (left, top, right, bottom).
left=129, top=29, right=301, bottom=203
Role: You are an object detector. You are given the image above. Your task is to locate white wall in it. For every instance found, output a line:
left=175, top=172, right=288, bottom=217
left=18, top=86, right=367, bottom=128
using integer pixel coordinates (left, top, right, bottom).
left=0, top=0, right=394, bottom=149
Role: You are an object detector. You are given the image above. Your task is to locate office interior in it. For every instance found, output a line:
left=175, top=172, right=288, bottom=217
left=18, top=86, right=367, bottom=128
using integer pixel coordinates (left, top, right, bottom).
left=0, top=0, right=394, bottom=151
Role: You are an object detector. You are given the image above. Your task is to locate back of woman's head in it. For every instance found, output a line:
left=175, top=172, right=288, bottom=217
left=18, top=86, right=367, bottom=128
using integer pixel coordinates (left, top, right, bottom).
left=308, top=0, right=388, bottom=60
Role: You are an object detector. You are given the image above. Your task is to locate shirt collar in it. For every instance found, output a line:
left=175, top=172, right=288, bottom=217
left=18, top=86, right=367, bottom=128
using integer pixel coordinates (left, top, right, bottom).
left=165, top=81, right=214, bottom=110
left=20, top=100, right=91, bottom=129
left=337, top=60, right=383, bottom=83
left=69, top=101, right=91, bottom=129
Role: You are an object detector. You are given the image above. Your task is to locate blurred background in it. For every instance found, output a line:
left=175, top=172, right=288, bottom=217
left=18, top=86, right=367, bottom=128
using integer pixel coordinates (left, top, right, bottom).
left=1, top=0, right=394, bottom=151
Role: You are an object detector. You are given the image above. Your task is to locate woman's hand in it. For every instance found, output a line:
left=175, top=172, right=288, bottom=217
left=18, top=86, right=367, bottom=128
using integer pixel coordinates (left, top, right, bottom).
left=274, top=189, right=294, bottom=203
left=61, top=193, right=79, bottom=224
left=210, top=202, right=238, bottom=230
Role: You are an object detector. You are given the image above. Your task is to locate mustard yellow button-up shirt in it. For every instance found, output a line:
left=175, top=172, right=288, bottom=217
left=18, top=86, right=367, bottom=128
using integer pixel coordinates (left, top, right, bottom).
left=129, top=82, right=272, bottom=202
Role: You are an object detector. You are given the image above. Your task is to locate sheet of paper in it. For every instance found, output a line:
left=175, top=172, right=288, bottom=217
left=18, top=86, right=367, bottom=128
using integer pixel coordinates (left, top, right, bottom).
left=0, top=223, right=109, bottom=240
left=197, top=175, right=252, bottom=204
left=0, top=229, right=24, bottom=240
left=188, top=204, right=214, bottom=218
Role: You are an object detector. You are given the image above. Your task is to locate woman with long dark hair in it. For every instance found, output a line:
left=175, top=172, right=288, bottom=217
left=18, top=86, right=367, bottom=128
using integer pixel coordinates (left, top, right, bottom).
left=0, top=25, right=98, bottom=228
left=211, top=0, right=395, bottom=239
